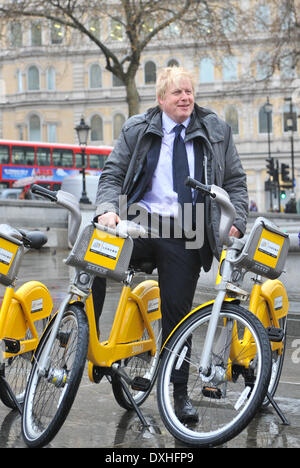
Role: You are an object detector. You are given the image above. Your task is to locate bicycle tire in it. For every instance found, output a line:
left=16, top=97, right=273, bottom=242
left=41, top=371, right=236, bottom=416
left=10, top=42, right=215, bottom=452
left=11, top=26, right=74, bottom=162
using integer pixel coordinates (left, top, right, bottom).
left=157, top=302, right=272, bottom=447
left=112, top=317, right=162, bottom=409
left=22, top=303, right=89, bottom=448
left=0, top=354, right=31, bottom=409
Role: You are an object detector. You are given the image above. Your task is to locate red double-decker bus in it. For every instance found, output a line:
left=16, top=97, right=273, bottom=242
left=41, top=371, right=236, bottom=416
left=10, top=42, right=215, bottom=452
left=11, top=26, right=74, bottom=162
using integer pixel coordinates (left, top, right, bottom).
left=0, top=140, right=113, bottom=191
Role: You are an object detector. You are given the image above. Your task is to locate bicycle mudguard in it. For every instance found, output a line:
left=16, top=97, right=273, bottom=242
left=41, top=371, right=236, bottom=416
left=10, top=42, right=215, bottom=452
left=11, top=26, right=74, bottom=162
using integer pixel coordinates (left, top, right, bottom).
left=260, top=279, right=289, bottom=324
left=117, top=280, right=161, bottom=343
left=161, top=297, right=238, bottom=352
left=3, top=281, right=53, bottom=340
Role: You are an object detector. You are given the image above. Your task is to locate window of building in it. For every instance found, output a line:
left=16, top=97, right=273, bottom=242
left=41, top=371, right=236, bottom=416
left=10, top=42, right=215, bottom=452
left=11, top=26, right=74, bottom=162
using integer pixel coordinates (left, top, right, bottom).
left=225, top=106, right=239, bottom=134
left=27, top=65, right=40, bottom=91
left=280, top=54, right=296, bottom=80
left=47, top=67, right=56, bottom=90
left=10, top=22, right=22, bottom=47
left=222, top=9, right=235, bottom=33
left=255, top=4, right=271, bottom=31
left=90, top=64, right=102, bottom=88
left=51, top=21, right=64, bottom=44
left=199, top=57, right=214, bottom=83
left=89, top=18, right=101, bottom=39
left=31, top=21, right=42, bottom=46
left=113, top=114, right=125, bottom=140
left=110, top=18, right=123, bottom=41
left=17, top=70, right=23, bottom=92
left=29, top=115, right=41, bottom=141
left=90, top=115, right=103, bottom=141
left=144, top=61, right=156, bottom=84
left=258, top=105, right=273, bottom=134
left=222, top=56, right=238, bottom=81
left=167, top=59, right=179, bottom=67
left=256, top=52, right=272, bottom=80
left=112, top=74, right=124, bottom=87
left=164, top=22, right=180, bottom=37
left=47, top=123, right=57, bottom=142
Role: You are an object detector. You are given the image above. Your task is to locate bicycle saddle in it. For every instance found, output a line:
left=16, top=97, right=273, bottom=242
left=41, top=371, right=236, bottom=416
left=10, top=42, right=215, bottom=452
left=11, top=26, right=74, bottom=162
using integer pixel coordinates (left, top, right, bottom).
left=130, top=259, right=156, bottom=274
left=18, top=229, right=48, bottom=249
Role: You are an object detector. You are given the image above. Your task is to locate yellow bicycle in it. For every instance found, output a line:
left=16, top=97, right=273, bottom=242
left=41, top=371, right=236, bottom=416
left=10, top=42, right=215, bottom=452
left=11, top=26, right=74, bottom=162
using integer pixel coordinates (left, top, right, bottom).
left=157, top=177, right=289, bottom=447
left=22, top=184, right=162, bottom=448
left=0, top=223, right=52, bottom=412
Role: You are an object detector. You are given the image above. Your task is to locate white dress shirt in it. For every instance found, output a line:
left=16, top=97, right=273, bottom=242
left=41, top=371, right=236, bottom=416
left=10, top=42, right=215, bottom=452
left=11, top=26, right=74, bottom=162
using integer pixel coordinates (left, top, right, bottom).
left=138, top=112, right=194, bottom=217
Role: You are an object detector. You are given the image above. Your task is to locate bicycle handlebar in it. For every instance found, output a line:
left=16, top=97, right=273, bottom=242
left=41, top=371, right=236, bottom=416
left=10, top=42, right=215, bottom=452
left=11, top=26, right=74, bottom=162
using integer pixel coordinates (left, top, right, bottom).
left=185, top=177, right=216, bottom=198
left=31, top=184, right=82, bottom=246
left=31, top=184, right=58, bottom=202
left=185, top=177, right=237, bottom=246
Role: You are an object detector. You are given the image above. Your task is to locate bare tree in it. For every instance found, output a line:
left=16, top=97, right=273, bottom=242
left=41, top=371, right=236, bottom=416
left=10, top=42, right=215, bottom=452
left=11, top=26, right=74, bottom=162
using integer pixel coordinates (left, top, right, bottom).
left=0, top=0, right=249, bottom=116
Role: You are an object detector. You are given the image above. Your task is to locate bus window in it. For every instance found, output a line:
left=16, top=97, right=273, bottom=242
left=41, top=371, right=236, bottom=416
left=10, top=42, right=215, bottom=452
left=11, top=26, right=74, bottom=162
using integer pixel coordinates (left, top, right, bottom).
left=52, top=149, right=74, bottom=167
left=75, top=152, right=83, bottom=168
left=0, top=145, right=9, bottom=164
left=89, top=153, right=107, bottom=169
left=37, top=148, right=51, bottom=166
left=12, top=146, right=35, bottom=165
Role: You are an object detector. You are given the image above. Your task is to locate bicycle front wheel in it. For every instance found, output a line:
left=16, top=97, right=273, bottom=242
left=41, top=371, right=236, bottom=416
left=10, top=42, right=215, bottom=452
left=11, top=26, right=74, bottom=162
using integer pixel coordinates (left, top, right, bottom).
left=22, top=304, right=89, bottom=448
left=157, top=302, right=272, bottom=447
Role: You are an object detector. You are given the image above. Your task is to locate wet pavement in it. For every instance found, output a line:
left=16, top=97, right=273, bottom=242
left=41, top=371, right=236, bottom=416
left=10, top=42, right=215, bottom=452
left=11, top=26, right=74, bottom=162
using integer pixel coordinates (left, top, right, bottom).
left=0, top=248, right=299, bottom=449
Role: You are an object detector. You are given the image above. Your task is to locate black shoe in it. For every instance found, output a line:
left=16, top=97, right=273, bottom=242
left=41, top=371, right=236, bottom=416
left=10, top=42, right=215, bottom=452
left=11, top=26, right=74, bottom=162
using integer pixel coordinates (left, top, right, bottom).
left=174, top=394, right=199, bottom=423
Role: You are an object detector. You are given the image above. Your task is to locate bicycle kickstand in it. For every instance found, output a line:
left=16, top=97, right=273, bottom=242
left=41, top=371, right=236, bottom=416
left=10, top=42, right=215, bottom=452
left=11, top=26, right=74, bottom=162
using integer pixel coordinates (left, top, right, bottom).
left=119, top=378, right=149, bottom=428
left=266, top=392, right=290, bottom=425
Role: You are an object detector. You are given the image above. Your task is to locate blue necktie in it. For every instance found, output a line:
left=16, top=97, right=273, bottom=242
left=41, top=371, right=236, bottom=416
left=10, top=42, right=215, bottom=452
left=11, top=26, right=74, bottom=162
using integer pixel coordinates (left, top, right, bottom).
left=172, top=124, right=192, bottom=212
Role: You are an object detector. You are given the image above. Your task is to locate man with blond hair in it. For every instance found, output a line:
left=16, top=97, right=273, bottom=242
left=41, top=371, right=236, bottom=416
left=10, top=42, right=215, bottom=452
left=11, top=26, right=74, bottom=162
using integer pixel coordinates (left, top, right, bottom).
left=93, top=66, right=248, bottom=422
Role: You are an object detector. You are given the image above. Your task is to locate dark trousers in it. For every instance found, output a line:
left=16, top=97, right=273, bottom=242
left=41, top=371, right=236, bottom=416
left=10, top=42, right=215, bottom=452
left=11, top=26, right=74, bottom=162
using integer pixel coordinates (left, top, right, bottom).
left=92, top=227, right=202, bottom=385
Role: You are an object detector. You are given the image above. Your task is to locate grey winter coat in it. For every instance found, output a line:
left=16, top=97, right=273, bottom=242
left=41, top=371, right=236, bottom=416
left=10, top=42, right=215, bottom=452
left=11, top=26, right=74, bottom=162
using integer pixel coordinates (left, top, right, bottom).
left=95, top=104, right=248, bottom=266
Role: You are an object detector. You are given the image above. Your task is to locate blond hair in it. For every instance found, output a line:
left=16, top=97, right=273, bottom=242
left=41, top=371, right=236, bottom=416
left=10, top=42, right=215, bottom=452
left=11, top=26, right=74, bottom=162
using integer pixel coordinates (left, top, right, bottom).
left=156, top=67, right=195, bottom=101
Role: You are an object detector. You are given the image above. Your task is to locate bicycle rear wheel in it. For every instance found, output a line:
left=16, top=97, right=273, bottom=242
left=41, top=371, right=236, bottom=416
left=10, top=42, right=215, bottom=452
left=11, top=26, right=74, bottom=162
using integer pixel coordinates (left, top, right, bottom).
left=22, top=304, right=89, bottom=448
left=0, top=318, right=49, bottom=410
left=112, top=317, right=162, bottom=409
left=157, top=302, right=272, bottom=447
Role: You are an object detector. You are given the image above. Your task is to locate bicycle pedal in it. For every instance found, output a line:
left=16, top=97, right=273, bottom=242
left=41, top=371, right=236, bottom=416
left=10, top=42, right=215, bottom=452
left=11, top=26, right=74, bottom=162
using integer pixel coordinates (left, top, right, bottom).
left=202, top=386, right=222, bottom=399
left=266, top=327, right=284, bottom=342
left=131, top=376, right=151, bottom=391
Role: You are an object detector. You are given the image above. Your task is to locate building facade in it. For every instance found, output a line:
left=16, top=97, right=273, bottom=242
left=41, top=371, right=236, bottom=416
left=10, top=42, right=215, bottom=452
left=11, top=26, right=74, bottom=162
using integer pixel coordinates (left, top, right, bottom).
left=0, top=12, right=299, bottom=211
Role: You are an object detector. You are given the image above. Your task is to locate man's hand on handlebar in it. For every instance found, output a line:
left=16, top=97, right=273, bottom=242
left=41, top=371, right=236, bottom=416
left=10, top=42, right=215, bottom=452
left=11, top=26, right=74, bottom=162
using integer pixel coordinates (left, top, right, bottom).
left=229, top=225, right=241, bottom=238
left=97, top=212, right=120, bottom=229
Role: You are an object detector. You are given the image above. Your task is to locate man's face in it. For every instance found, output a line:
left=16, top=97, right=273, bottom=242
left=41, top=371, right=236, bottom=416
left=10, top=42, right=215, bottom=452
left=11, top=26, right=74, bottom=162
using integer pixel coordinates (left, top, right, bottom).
left=158, top=78, right=194, bottom=123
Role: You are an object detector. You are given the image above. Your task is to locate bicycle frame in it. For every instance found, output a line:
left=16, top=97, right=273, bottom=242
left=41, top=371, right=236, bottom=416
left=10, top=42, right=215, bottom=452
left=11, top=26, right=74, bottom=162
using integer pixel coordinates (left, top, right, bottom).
left=85, top=277, right=161, bottom=375
left=36, top=270, right=162, bottom=382
left=0, top=281, right=53, bottom=358
left=161, top=238, right=289, bottom=378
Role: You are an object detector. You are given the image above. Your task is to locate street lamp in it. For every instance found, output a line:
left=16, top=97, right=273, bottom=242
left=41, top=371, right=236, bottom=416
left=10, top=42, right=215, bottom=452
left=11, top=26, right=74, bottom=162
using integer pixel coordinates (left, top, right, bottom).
left=263, top=97, right=272, bottom=159
left=75, top=117, right=91, bottom=204
left=284, top=97, right=297, bottom=213
left=263, top=97, right=276, bottom=210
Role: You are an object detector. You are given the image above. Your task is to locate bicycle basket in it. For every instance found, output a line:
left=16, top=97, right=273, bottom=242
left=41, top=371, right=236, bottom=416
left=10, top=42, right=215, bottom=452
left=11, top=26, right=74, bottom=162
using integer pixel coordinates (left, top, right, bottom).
left=65, top=222, right=133, bottom=281
left=0, top=225, right=24, bottom=286
left=232, top=217, right=289, bottom=279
